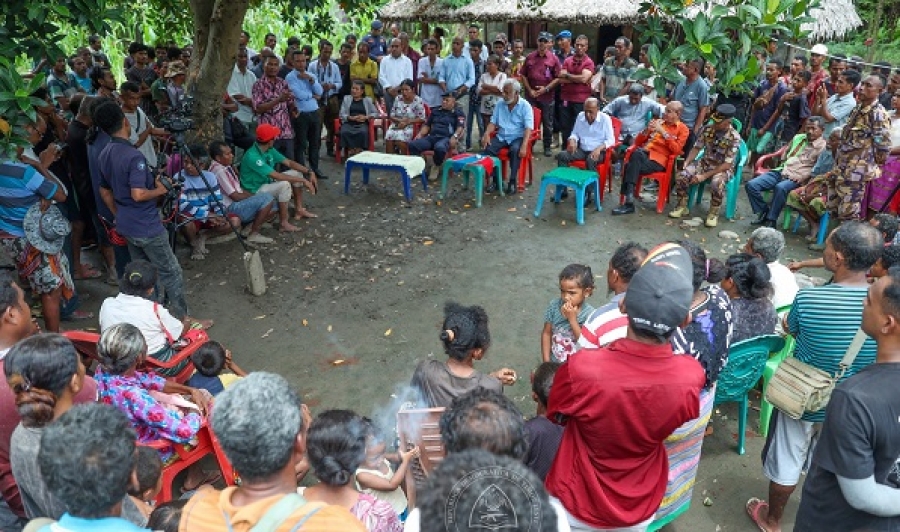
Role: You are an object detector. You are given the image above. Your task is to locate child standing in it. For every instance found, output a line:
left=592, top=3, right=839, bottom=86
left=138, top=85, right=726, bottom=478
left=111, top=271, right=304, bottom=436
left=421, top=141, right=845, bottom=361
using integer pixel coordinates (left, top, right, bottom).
left=523, top=362, right=564, bottom=481
left=355, top=419, right=419, bottom=520
left=541, top=264, right=595, bottom=362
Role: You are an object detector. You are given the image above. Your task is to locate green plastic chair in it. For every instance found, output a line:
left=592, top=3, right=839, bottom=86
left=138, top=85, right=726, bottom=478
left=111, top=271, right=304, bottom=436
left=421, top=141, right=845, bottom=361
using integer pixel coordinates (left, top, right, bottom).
left=687, top=139, right=749, bottom=220
left=713, top=334, right=785, bottom=455
left=758, top=304, right=795, bottom=438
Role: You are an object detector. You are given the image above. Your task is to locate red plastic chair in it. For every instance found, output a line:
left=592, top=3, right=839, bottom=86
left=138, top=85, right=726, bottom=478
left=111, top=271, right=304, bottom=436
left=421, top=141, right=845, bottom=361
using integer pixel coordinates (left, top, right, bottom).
left=487, top=105, right=542, bottom=192
left=621, top=134, right=679, bottom=214
left=567, top=116, right=622, bottom=201
left=333, top=118, right=377, bottom=164
left=754, top=143, right=790, bottom=176
left=142, top=419, right=237, bottom=503
left=402, top=104, right=431, bottom=155
left=63, top=330, right=103, bottom=367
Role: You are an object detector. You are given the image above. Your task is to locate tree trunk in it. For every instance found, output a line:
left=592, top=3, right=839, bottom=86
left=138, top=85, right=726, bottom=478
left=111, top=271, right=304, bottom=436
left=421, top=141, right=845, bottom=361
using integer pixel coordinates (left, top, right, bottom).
left=186, top=0, right=250, bottom=145
left=866, top=0, right=884, bottom=64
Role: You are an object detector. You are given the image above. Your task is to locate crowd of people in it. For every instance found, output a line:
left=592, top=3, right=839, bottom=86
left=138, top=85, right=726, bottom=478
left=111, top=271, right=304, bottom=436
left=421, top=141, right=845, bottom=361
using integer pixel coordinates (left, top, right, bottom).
left=2, top=21, right=900, bottom=532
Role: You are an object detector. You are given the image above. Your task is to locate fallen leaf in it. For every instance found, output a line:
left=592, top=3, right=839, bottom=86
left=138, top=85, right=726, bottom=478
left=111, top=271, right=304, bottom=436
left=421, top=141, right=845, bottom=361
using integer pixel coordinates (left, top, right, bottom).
left=327, top=325, right=333, bottom=332
left=561, top=220, right=566, bottom=225
left=261, top=328, right=274, bottom=338
left=332, top=359, right=345, bottom=365
left=423, top=240, right=434, bottom=245
left=507, top=207, right=517, bottom=212
left=253, top=315, right=266, bottom=320
left=302, top=319, right=309, bottom=326
left=384, top=329, right=392, bottom=336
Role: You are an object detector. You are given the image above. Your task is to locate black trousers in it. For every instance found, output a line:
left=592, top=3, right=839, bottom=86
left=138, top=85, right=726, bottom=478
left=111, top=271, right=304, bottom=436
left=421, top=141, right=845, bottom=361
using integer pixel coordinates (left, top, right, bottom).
left=559, top=101, right=584, bottom=145
left=293, top=110, right=322, bottom=173
left=621, top=148, right=665, bottom=198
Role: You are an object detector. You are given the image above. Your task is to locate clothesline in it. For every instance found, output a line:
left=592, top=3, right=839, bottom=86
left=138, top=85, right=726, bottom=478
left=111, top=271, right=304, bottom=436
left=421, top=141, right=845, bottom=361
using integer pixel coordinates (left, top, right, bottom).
left=773, top=39, right=891, bottom=71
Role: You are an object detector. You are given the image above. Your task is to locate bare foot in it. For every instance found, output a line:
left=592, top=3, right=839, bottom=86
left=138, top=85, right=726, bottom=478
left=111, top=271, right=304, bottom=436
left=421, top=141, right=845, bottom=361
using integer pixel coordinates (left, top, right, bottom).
left=279, top=221, right=301, bottom=232
left=294, top=209, right=318, bottom=219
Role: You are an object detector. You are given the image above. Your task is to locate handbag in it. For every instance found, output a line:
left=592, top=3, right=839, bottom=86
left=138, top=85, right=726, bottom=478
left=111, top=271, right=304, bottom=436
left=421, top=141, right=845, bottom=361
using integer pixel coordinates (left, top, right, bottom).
left=764, top=328, right=867, bottom=420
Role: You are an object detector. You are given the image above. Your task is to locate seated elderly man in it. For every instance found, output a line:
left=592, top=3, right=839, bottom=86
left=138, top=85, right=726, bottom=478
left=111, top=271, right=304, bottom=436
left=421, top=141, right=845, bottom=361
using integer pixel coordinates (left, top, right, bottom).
left=613, top=101, right=689, bottom=215
left=745, top=227, right=799, bottom=310
left=602, top=83, right=665, bottom=154
left=745, top=117, right=827, bottom=228
left=181, top=372, right=365, bottom=530
left=33, top=403, right=145, bottom=532
left=408, top=91, right=466, bottom=177
left=556, top=97, right=615, bottom=172
left=481, top=79, right=534, bottom=195
left=669, top=103, right=741, bottom=227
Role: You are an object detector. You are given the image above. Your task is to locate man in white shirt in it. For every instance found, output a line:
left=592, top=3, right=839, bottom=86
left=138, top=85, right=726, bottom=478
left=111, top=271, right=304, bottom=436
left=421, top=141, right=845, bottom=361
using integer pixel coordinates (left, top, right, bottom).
left=418, top=39, right=444, bottom=109
left=227, top=47, right=258, bottom=129
left=556, top=98, right=615, bottom=171
left=378, top=38, right=413, bottom=117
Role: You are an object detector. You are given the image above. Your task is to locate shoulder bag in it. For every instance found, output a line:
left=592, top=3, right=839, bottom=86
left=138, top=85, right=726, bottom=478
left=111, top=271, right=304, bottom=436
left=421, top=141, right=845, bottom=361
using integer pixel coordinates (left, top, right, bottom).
left=764, top=328, right=867, bottom=420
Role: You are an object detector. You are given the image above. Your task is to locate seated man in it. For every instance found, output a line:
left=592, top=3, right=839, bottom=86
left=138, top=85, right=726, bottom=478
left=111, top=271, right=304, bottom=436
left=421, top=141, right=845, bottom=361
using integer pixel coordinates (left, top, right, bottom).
left=181, top=372, right=365, bottom=530
left=408, top=91, right=466, bottom=177
left=176, top=145, right=241, bottom=261
left=612, top=101, right=688, bottom=216
left=602, top=83, right=665, bottom=156
left=481, top=78, right=534, bottom=195
left=745, top=116, right=827, bottom=228
left=555, top=97, right=615, bottom=172
left=546, top=243, right=705, bottom=531
left=33, top=403, right=148, bottom=531
left=208, top=141, right=275, bottom=245
left=669, top=103, right=741, bottom=228
left=239, top=124, right=318, bottom=233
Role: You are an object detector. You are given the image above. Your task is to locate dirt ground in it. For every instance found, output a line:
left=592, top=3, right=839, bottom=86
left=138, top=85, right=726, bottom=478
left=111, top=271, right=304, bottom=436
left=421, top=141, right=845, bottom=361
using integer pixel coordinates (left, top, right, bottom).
left=64, top=148, right=831, bottom=531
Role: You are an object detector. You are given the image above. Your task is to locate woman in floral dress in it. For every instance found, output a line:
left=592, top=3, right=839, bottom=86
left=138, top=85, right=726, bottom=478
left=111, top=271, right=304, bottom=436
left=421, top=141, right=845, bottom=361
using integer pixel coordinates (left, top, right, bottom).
left=385, top=80, right=426, bottom=155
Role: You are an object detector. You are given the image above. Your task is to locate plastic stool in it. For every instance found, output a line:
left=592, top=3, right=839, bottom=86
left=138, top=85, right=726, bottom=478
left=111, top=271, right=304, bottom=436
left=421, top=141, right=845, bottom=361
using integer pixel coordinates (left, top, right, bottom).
left=534, top=167, right=601, bottom=225
left=439, top=154, right=503, bottom=207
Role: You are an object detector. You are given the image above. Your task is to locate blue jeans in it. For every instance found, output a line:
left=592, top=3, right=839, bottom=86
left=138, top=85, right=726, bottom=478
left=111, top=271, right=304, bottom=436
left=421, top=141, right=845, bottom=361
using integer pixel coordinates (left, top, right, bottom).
left=745, top=170, right=799, bottom=222
left=125, top=231, right=188, bottom=319
left=466, top=105, right=485, bottom=150
left=227, top=193, right=276, bottom=223
left=484, top=136, right=524, bottom=184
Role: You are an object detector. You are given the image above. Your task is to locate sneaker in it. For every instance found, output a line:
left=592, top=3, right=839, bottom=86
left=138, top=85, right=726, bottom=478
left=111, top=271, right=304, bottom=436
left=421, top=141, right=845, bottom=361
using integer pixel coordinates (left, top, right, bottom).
left=612, top=203, right=635, bottom=216
left=246, top=233, right=274, bottom=244
left=505, top=181, right=517, bottom=195
left=669, top=205, right=689, bottom=218
left=705, top=214, right=718, bottom=227
left=642, top=180, right=659, bottom=191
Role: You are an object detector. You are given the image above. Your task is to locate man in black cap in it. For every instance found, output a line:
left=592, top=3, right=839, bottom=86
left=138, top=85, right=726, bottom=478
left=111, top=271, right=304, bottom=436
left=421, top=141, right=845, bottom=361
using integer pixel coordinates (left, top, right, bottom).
left=669, top=103, right=741, bottom=227
left=363, top=20, right=388, bottom=63
left=546, top=243, right=705, bottom=531
left=408, top=91, right=466, bottom=177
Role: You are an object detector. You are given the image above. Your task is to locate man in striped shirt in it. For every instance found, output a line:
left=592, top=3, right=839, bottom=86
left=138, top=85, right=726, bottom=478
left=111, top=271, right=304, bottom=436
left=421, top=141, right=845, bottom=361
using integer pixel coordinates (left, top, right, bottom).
left=578, top=242, right=648, bottom=349
left=748, top=221, right=882, bottom=532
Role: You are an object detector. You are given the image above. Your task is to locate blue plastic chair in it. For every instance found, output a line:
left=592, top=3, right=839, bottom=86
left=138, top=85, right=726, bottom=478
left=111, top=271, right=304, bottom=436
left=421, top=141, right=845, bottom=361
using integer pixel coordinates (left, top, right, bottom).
left=687, top=139, right=749, bottom=220
left=714, top=334, right=785, bottom=455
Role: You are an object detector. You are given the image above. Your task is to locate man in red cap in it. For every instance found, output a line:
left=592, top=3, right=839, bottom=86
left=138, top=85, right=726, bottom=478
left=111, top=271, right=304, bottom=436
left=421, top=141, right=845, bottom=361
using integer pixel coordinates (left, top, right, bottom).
left=239, top=124, right=318, bottom=231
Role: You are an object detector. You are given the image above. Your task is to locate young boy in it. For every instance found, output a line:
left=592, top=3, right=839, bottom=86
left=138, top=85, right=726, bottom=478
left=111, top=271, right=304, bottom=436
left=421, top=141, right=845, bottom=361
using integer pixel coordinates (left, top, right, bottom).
left=870, top=245, right=900, bottom=280
left=522, top=362, right=563, bottom=481
left=127, top=446, right=163, bottom=518
left=775, top=70, right=812, bottom=147
left=187, top=341, right=247, bottom=396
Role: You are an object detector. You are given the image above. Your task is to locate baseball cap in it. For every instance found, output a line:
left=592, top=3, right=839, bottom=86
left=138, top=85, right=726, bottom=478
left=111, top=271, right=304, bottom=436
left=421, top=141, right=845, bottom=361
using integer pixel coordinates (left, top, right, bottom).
left=371, top=20, right=384, bottom=30
left=623, top=243, right=693, bottom=336
left=538, top=32, right=553, bottom=42
left=556, top=30, right=572, bottom=40
left=256, top=124, right=281, bottom=143
left=711, top=104, right=736, bottom=122
left=810, top=43, right=828, bottom=56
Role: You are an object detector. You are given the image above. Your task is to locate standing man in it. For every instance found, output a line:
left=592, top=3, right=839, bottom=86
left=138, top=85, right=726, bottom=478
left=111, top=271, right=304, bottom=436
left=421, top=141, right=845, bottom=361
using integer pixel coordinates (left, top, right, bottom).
left=308, top=40, right=342, bottom=159
left=509, top=39, right=525, bottom=78
left=814, top=68, right=858, bottom=137
left=672, top=58, right=711, bottom=148
left=252, top=55, right=297, bottom=160
left=46, top=56, right=81, bottom=113
left=71, top=56, right=92, bottom=94
left=598, top=37, right=638, bottom=104
left=821, top=54, right=846, bottom=96
left=547, top=243, right=705, bottom=532
left=417, top=39, right=444, bottom=110
left=795, top=268, right=900, bottom=531
left=227, top=47, right=258, bottom=133
left=806, top=43, right=830, bottom=107
left=285, top=51, right=326, bottom=181
left=747, top=221, right=881, bottom=532
left=552, top=30, right=574, bottom=150
left=378, top=38, right=413, bottom=117
left=439, top=37, right=475, bottom=112
left=465, top=40, right=485, bottom=151
left=557, top=35, right=595, bottom=145
left=88, top=34, right=110, bottom=68
left=602, top=83, right=665, bottom=150
left=748, top=61, right=788, bottom=168
left=521, top=32, right=560, bottom=158
left=669, top=104, right=740, bottom=227
left=93, top=102, right=200, bottom=325
left=462, top=25, right=489, bottom=63
left=124, top=43, right=158, bottom=118
left=363, top=20, right=388, bottom=63
left=481, top=79, right=534, bottom=195
left=826, top=75, right=892, bottom=221
left=408, top=91, right=466, bottom=176
left=398, top=32, right=420, bottom=83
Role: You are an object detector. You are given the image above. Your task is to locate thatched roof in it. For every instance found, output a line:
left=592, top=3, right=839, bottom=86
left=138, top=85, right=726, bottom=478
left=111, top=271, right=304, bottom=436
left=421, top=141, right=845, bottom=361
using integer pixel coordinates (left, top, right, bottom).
left=378, top=0, right=861, bottom=40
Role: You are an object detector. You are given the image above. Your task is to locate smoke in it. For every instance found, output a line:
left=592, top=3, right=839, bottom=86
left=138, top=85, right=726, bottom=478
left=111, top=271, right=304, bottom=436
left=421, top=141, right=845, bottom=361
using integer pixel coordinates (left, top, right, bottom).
left=367, top=382, right=430, bottom=449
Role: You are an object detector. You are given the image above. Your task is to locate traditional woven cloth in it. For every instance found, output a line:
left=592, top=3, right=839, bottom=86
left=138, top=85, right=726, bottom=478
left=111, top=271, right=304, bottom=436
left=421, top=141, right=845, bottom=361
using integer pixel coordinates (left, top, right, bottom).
left=346, top=151, right=426, bottom=176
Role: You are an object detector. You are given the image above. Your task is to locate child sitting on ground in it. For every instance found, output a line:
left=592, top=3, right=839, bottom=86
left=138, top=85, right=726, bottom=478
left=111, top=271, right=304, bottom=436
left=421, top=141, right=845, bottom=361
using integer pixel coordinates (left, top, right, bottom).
left=541, top=264, right=595, bottom=362
left=127, top=446, right=163, bottom=519
left=523, top=362, right=564, bottom=481
left=870, top=245, right=900, bottom=280
left=186, top=341, right=247, bottom=396
left=355, top=418, right=420, bottom=520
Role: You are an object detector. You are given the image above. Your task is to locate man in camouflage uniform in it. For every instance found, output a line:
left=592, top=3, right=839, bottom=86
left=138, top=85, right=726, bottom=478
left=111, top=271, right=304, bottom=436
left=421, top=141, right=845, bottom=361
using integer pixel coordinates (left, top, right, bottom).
left=825, top=74, right=892, bottom=221
left=669, top=104, right=742, bottom=228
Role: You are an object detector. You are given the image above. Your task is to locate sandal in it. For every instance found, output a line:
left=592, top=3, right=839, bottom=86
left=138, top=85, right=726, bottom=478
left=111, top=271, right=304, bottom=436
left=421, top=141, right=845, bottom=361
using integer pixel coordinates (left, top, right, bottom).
left=180, top=470, right=222, bottom=494
left=74, top=265, right=103, bottom=280
left=62, top=310, right=94, bottom=322
left=746, top=497, right=773, bottom=532
left=187, top=317, right=214, bottom=330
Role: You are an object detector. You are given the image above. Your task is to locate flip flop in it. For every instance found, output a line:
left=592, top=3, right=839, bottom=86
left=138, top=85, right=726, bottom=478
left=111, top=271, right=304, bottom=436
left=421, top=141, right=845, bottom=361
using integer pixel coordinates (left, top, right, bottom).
left=746, top=497, right=772, bottom=532
left=74, top=265, right=103, bottom=280
left=180, top=470, right=222, bottom=494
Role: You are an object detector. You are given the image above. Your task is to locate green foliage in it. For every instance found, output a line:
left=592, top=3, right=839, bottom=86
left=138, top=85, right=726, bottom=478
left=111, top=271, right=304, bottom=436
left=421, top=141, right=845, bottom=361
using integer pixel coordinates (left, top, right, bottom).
left=636, top=0, right=818, bottom=97
left=0, top=60, right=47, bottom=159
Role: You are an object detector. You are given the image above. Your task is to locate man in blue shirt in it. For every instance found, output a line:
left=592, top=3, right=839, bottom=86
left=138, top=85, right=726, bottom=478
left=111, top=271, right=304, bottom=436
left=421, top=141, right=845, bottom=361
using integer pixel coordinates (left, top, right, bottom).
left=285, top=51, right=326, bottom=180
left=308, top=40, right=343, bottom=158
left=408, top=92, right=466, bottom=176
left=363, top=20, right=388, bottom=63
left=439, top=37, right=476, bottom=116
left=481, top=79, right=534, bottom=195
left=748, top=61, right=788, bottom=168
left=94, top=101, right=197, bottom=324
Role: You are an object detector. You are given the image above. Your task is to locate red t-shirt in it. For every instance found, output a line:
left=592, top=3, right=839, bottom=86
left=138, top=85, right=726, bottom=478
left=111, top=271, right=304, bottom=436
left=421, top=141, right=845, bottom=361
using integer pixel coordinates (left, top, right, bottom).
left=560, top=55, right=595, bottom=104
left=546, top=338, right=705, bottom=528
left=0, top=358, right=98, bottom=517
left=523, top=51, right=560, bottom=103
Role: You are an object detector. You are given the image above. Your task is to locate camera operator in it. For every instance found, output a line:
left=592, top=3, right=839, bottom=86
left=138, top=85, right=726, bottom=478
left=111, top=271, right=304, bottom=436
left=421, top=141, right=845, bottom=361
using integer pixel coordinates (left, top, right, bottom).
left=92, top=101, right=210, bottom=328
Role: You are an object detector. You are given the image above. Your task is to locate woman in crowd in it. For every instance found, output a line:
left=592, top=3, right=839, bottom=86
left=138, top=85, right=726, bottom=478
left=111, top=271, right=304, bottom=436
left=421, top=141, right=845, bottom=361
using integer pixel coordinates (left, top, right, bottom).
left=385, top=80, right=426, bottom=155
left=722, top=253, right=776, bottom=343
left=95, top=323, right=218, bottom=491
left=300, top=410, right=403, bottom=532
left=477, top=55, right=507, bottom=129
left=410, top=302, right=516, bottom=408
left=99, top=260, right=209, bottom=377
left=867, top=89, right=900, bottom=214
left=5, top=334, right=147, bottom=526
left=340, top=81, right=379, bottom=157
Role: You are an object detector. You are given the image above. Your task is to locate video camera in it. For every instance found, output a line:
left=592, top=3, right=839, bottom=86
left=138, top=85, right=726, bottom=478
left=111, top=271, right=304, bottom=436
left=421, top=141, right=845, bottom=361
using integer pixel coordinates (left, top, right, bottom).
left=158, top=96, right=195, bottom=135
